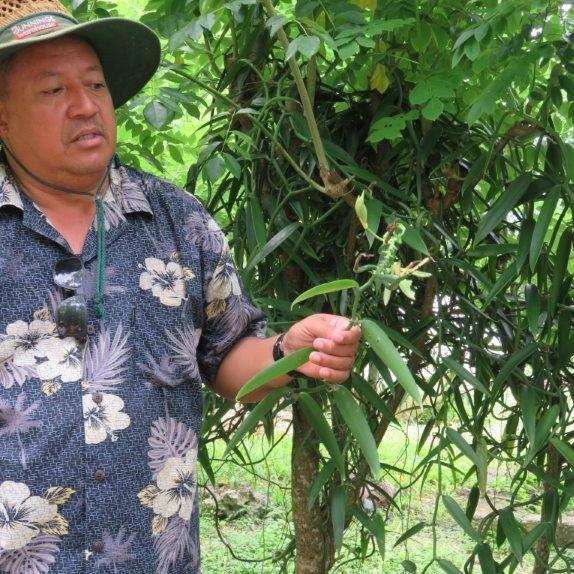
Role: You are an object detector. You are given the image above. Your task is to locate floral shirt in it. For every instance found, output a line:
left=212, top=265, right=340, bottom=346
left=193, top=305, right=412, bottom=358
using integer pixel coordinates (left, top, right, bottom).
left=0, top=156, right=266, bottom=574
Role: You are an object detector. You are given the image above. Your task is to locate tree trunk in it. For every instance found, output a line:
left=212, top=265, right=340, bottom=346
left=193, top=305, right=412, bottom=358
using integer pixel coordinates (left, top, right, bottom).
left=291, top=400, right=335, bottom=574
left=533, top=445, right=560, bottom=574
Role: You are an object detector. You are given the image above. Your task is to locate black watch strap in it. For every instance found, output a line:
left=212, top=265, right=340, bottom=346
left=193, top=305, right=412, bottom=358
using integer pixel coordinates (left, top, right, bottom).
left=272, top=332, right=287, bottom=362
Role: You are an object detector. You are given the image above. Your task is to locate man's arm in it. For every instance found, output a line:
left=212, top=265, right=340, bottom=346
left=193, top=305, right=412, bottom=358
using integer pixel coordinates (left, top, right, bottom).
left=212, top=314, right=361, bottom=402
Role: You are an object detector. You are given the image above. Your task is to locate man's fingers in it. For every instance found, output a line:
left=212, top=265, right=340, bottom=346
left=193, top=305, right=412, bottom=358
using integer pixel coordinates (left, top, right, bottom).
left=298, top=363, right=351, bottom=384
left=309, top=352, right=354, bottom=371
left=313, top=338, right=359, bottom=357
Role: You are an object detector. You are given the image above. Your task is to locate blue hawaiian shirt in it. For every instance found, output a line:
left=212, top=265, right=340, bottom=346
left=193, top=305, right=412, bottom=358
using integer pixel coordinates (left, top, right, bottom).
left=0, top=155, right=266, bottom=574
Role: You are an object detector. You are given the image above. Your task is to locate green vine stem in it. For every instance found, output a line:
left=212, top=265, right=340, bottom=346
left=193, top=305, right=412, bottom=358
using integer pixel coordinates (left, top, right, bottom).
left=260, top=0, right=329, bottom=172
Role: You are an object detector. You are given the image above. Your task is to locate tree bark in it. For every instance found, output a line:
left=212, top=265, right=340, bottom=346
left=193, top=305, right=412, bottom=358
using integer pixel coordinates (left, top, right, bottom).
left=292, top=400, right=335, bottom=574
left=533, top=445, right=560, bottom=574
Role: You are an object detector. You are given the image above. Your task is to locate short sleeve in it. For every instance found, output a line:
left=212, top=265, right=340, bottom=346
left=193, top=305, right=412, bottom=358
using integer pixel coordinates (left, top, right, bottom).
left=194, top=215, right=266, bottom=384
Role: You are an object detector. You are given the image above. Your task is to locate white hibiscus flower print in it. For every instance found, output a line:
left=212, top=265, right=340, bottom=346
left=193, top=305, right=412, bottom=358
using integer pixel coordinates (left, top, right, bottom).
left=36, top=338, right=83, bottom=383
left=206, top=260, right=241, bottom=303
left=83, top=393, right=131, bottom=444
left=152, top=450, right=198, bottom=521
left=0, top=320, right=56, bottom=367
left=0, top=481, right=57, bottom=551
left=139, top=258, right=195, bottom=307
left=0, top=176, right=22, bottom=209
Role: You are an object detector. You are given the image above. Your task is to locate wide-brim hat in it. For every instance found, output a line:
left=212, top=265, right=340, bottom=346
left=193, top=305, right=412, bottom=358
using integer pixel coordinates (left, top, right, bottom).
left=0, top=0, right=160, bottom=108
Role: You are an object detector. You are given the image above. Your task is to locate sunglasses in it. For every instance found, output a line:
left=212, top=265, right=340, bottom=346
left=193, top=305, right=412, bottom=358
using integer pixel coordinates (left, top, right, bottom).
left=54, top=256, right=87, bottom=342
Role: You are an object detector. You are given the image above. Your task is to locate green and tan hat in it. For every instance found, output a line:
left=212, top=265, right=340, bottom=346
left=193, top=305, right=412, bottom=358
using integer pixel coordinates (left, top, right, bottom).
left=0, top=0, right=160, bottom=108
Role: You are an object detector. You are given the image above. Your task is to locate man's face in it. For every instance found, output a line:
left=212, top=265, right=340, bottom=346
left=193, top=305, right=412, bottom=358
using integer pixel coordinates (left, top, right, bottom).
left=0, top=36, right=116, bottom=187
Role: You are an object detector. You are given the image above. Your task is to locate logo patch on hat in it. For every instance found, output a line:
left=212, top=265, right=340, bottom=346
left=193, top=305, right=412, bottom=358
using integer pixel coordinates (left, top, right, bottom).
left=11, top=15, right=59, bottom=40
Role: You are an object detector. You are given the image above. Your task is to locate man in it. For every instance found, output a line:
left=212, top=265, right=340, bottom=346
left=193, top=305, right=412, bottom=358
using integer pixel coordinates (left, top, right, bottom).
left=0, top=1, right=361, bottom=573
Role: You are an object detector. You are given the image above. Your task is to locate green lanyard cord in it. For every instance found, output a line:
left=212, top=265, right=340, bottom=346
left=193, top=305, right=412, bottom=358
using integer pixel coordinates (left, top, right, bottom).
left=1, top=144, right=111, bottom=321
left=94, top=196, right=106, bottom=320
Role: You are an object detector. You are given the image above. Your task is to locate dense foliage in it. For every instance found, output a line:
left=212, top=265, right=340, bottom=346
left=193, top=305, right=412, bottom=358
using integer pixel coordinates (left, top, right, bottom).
left=74, top=0, right=574, bottom=572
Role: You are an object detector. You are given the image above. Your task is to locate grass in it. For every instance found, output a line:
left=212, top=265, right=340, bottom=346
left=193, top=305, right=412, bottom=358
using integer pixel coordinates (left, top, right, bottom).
left=197, top=417, right=573, bottom=574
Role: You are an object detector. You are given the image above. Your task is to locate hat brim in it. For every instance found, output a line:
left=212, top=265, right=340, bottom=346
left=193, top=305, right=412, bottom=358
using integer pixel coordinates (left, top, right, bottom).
left=0, top=18, right=160, bottom=108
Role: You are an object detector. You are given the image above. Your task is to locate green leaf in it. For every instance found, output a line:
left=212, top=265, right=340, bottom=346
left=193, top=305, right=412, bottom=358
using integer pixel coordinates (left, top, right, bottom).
left=525, top=284, right=541, bottom=335
left=394, top=521, right=426, bottom=547
left=266, top=13, right=289, bottom=37
left=549, top=228, right=572, bottom=318
left=442, top=495, right=481, bottom=542
left=519, top=386, right=537, bottom=445
left=403, top=560, right=417, bottom=574
left=499, top=508, right=523, bottom=560
left=307, top=461, right=335, bottom=510
left=445, top=428, right=484, bottom=471
left=332, top=386, right=380, bottom=478
left=236, top=347, right=312, bottom=400
left=549, top=436, right=574, bottom=466
left=144, top=101, right=169, bottom=129
left=286, top=35, right=321, bottom=60
left=525, top=405, right=560, bottom=466
left=223, top=389, right=286, bottom=456
left=560, top=141, right=574, bottom=183
left=409, top=76, right=456, bottom=105
left=475, top=174, right=531, bottom=244
left=367, top=111, right=418, bottom=143
left=516, top=218, right=535, bottom=273
left=355, top=191, right=369, bottom=229
left=352, top=506, right=385, bottom=557
left=468, top=244, right=517, bottom=258
left=402, top=226, right=430, bottom=255
left=285, top=38, right=299, bottom=61
left=372, top=513, right=386, bottom=557
left=422, top=98, right=444, bottom=121
left=331, top=485, right=346, bottom=552
left=204, top=156, right=225, bottom=182
left=443, top=356, right=489, bottom=395
left=245, top=196, right=267, bottom=253
left=467, top=57, right=528, bottom=124
left=530, top=185, right=560, bottom=271
left=298, top=392, right=346, bottom=476
left=292, top=279, right=360, bottom=308
left=492, top=343, right=537, bottom=395
left=464, top=38, right=480, bottom=61
left=222, top=153, right=242, bottom=179
left=337, top=39, right=360, bottom=60
left=483, top=264, right=517, bottom=307
left=298, top=35, right=321, bottom=58
left=453, top=27, right=477, bottom=51
left=523, top=522, right=549, bottom=553
left=351, top=373, right=398, bottom=424
left=244, top=222, right=300, bottom=273
left=197, top=440, right=215, bottom=485
left=437, top=559, right=464, bottom=574
left=360, top=319, right=422, bottom=406
left=542, top=488, right=559, bottom=543
left=557, top=310, right=573, bottom=367
left=476, top=543, right=497, bottom=574
left=366, top=197, right=384, bottom=247
left=466, top=485, right=480, bottom=520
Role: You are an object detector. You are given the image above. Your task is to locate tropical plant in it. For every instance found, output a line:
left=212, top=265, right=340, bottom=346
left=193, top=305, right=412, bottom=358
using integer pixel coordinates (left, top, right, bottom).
left=72, top=0, right=574, bottom=572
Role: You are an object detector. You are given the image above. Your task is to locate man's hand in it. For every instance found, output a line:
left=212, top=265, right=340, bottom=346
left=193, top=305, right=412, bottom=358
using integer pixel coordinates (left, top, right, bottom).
left=212, top=313, right=361, bottom=401
left=281, top=314, right=361, bottom=383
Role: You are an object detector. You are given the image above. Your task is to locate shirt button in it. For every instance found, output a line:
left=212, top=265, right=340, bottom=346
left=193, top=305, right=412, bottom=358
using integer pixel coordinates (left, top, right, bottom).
left=92, top=392, right=103, bottom=404
left=93, top=470, right=106, bottom=482
left=87, top=324, right=96, bottom=335
left=92, top=540, right=104, bottom=552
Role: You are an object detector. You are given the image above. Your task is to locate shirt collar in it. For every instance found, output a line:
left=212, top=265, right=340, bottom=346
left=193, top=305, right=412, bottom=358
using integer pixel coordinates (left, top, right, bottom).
left=0, top=155, right=154, bottom=217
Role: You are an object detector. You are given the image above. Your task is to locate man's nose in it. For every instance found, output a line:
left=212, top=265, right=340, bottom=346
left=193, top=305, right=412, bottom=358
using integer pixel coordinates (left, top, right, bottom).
left=68, top=86, right=99, bottom=117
